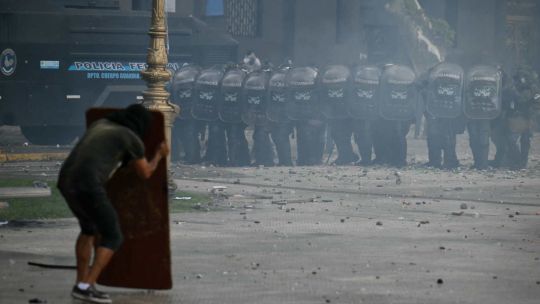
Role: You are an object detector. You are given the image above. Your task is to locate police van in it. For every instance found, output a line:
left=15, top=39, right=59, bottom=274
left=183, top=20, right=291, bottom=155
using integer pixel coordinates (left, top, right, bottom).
left=0, top=0, right=237, bottom=144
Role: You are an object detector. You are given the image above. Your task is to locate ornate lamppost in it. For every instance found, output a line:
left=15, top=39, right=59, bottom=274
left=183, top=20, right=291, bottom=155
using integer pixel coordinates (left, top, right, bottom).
left=141, top=0, right=179, bottom=159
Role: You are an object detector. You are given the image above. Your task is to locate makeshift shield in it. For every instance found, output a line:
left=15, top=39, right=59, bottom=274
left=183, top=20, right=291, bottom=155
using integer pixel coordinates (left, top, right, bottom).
left=464, top=65, right=502, bottom=120
left=320, top=65, right=351, bottom=119
left=349, top=65, right=381, bottom=120
left=86, top=108, right=172, bottom=290
left=426, top=62, right=464, bottom=119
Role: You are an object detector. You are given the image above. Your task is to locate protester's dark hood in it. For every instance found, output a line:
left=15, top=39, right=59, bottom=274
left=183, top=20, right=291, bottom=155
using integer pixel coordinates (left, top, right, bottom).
left=105, top=104, right=152, bottom=139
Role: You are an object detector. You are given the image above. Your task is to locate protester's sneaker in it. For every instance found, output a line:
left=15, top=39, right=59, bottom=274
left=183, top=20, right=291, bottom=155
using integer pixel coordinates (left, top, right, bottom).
left=71, top=285, right=112, bottom=304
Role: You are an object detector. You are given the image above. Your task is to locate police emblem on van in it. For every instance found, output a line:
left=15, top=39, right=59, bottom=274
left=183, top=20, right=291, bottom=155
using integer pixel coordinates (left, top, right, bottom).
left=0, top=48, right=17, bottom=76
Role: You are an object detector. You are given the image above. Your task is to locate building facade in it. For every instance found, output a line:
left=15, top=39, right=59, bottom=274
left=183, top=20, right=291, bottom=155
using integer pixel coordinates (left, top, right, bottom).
left=159, top=0, right=538, bottom=72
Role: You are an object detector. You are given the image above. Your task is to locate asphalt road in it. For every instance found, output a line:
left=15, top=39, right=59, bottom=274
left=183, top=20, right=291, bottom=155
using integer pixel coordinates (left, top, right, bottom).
left=0, top=131, right=539, bottom=304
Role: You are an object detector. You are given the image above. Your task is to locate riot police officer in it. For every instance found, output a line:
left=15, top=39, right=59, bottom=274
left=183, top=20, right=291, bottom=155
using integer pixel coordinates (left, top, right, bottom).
left=421, top=62, right=466, bottom=169
left=171, top=64, right=203, bottom=164
left=267, top=63, right=294, bottom=166
left=492, top=66, right=540, bottom=169
left=321, top=65, right=358, bottom=165
left=464, top=65, right=502, bottom=170
left=376, top=64, right=418, bottom=167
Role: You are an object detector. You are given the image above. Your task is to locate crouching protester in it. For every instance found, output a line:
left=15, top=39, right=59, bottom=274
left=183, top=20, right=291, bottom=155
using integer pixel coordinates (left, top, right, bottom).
left=57, top=104, right=169, bottom=303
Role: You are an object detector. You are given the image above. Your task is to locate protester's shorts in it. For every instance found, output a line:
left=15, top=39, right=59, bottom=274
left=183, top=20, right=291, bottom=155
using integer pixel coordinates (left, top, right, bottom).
left=58, top=186, right=123, bottom=250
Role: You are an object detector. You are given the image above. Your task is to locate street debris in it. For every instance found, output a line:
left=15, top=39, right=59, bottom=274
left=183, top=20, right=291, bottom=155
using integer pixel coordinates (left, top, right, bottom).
left=376, top=221, right=383, bottom=226
left=437, top=278, right=444, bottom=285
left=0, top=201, right=9, bottom=209
left=451, top=211, right=464, bottom=216
left=32, top=181, right=49, bottom=189
left=460, top=203, right=468, bottom=210
left=417, top=220, right=430, bottom=227
left=173, top=196, right=192, bottom=200
left=271, top=200, right=287, bottom=206
left=28, top=298, right=47, bottom=304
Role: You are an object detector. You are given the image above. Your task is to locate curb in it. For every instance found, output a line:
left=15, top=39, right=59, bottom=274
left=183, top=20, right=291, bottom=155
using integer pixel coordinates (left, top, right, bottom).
left=0, top=152, right=68, bottom=163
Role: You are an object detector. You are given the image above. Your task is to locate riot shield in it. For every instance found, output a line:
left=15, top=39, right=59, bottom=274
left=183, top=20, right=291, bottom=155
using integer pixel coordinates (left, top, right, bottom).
left=379, top=65, right=418, bottom=121
left=241, top=70, right=269, bottom=126
left=320, top=65, right=351, bottom=119
left=464, top=65, right=502, bottom=120
left=286, top=66, right=320, bottom=121
left=171, top=65, right=200, bottom=120
left=426, top=62, right=464, bottom=119
left=266, top=69, right=289, bottom=123
left=349, top=65, right=381, bottom=120
left=191, top=66, right=224, bottom=121
left=218, top=68, right=246, bottom=123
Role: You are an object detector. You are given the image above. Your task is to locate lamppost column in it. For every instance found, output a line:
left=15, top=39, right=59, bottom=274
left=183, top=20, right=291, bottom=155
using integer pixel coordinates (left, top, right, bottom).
left=140, top=0, right=179, bottom=164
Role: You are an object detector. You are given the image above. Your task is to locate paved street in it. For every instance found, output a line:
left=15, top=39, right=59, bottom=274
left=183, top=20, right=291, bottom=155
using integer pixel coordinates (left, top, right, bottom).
left=1, top=135, right=540, bottom=304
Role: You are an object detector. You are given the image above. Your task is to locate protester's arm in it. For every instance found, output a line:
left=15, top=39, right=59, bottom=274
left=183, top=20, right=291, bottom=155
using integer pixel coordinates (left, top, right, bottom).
left=132, top=142, right=169, bottom=179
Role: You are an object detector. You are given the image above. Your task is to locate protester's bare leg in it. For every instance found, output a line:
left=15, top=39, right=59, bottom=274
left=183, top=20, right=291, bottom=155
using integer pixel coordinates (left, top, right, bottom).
left=85, top=247, right=114, bottom=285
left=75, top=234, right=95, bottom=283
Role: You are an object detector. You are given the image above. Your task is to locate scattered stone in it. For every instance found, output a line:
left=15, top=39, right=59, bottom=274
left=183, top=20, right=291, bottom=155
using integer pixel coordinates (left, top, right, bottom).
left=254, top=221, right=261, bottom=224
left=322, top=199, right=333, bottom=203
left=439, top=246, right=445, bottom=250
left=492, top=276, right=498, bottom=279
left=196, top=274, right=203, bottom=279
left=509, top=214, right=514, bottom=218
left=451, top=211, right=464, bottom=216
left=436, top=278, right=444, bottom=285
left=32, top=181, right=49, bottom=189
left=376, top=221, right=383, bottom=226
left=417, top=220, right=430, bottom=227
left=340, top=219, right=345, bottom=223
left=460, top=203, right=468, bottom=210
left=28, top=299, right=46, bottom=304
left=454, top=187, right=464, bottom=191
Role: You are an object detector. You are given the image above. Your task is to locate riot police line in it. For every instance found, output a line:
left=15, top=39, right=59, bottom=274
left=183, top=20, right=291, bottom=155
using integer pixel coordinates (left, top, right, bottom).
left=169, top=61, right=536, bottom=170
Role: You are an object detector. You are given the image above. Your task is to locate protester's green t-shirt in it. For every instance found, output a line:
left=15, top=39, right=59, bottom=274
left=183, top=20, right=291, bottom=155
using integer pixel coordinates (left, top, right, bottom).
left=59, top=119, right=145, bottom=190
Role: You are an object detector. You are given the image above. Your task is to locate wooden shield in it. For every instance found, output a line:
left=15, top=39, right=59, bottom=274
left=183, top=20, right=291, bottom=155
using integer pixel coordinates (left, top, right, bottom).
left=86, top=108, right=172, bottom=290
